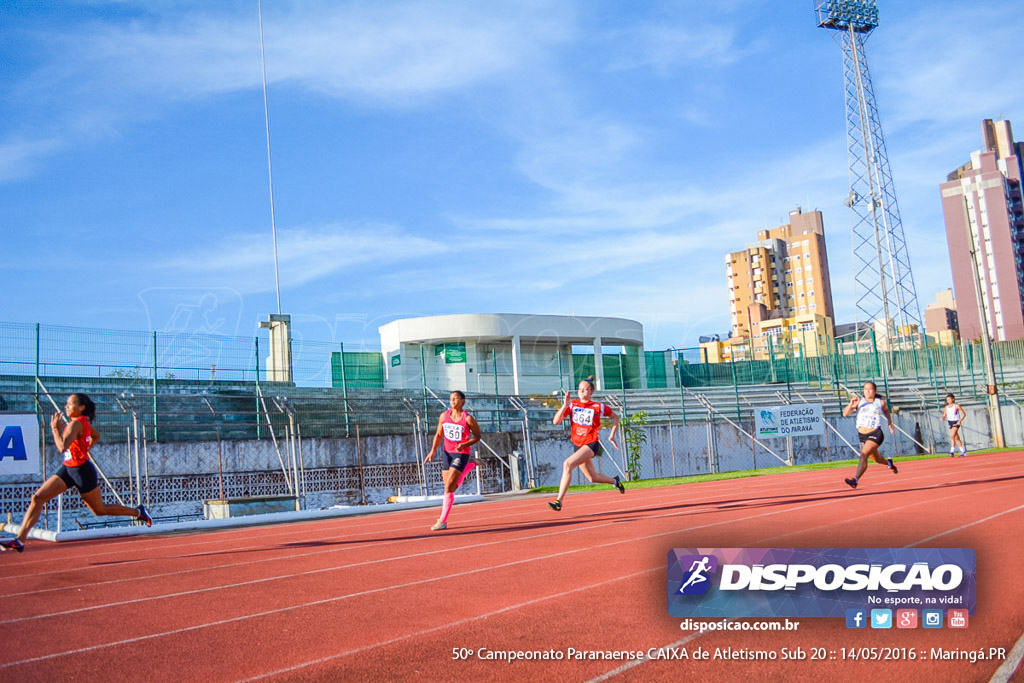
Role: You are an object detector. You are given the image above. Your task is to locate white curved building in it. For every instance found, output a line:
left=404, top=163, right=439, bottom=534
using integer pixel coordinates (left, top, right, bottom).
left=378, top=313, right=646, bottom=394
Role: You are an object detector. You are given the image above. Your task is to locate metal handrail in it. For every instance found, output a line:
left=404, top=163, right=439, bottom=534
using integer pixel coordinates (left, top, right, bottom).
left=690, top=388, right=788, bottom=465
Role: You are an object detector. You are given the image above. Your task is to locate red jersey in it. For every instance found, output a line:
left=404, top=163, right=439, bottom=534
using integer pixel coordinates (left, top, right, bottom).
left=63, top=416, right=93, bottom=467
left=567, top=399, right=613, bottom=446
left=441, top=409, right=472, bottom=454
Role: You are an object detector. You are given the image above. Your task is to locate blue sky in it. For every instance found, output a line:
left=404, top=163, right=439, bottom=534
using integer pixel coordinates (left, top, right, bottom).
left=2, top=0, right=1023, bottom=352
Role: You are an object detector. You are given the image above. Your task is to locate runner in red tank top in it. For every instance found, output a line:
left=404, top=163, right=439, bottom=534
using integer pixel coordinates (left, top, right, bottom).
left=547, top=376, right=624, bottom=511
left=2, top=393, right=152, bottom=554
left=424, top=391, right=482, bottom=531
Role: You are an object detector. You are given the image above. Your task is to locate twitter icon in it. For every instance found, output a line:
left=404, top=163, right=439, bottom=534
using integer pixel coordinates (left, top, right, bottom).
left=870, top=609, right=892, bottom=629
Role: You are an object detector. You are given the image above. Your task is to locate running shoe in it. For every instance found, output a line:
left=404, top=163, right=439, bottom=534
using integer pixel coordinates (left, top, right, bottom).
left=613, top=475, right=625, bottom=494
left=959, top=450, right=967, bottom=458
left=548, top=500, right=562, bottom=511
left=136, top=505, right=153, bottom=527
left=0, top=538, right=24, bottom=553
left=844, top=478, right=858, bottom=490
left=949, top=452, right=956, bottom=457
left=430, top=521, right=447, bottom=531
left=887, top=458, right=898, bottom=474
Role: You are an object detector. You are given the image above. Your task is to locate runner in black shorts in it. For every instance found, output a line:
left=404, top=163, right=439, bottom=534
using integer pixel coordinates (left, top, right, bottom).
left=424, top=391, right=482, bottom=531
left=54, top=460, right=100, bottom=494
left=1, top=393, right=151, bottom=554
left=858, top=427, right=884, bottom=446
left=841, top=382, right=898, bottom=490
left=547, top=376, right=624, bottom=511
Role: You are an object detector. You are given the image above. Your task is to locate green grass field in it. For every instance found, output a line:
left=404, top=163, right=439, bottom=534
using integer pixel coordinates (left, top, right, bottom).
left=530, top=448, right=1012, bottom=494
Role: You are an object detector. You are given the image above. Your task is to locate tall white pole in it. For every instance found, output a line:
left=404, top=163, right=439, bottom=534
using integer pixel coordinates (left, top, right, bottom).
left=961, top=196, right=1005, bottom=447
left=258, top=0, right=282, bottom=314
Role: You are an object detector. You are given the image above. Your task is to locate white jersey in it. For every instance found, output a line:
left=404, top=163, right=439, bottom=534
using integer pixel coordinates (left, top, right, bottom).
left=944, top=405, right=963, bottom=421
left=856, top=397, right=884, bottom=430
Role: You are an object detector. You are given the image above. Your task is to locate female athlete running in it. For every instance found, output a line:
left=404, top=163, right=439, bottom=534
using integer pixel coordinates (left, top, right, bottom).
left=424, top=391, right=482, bottom=531
left=1, top=393, right=151, bottom=553
left=941, top=393, right=967, bottom=457
left=547, top=376, right=624, bottom=511
left=841, top=381, right=898, bottom=490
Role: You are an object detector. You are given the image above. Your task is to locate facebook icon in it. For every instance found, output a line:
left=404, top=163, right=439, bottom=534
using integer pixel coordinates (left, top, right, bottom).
left=845, top=609, right=867, bottom=629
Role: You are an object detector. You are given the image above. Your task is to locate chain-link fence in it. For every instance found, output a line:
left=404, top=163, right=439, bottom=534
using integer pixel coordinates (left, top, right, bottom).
left=6, top=319, right=1024, bottom=533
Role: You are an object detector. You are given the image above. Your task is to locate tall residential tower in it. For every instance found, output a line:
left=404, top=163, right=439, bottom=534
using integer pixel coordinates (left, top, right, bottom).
left=726, top=208, right=836, bottom=340
left=940, top=119, right=1024, bottom=342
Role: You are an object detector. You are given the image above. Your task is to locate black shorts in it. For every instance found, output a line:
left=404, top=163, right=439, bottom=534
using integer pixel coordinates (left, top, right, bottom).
left=948, top=421, right=960, bottom=429
left=442, top=450, right=470, bottom=472
left=858, top=428, right=884, bottom=446
left=573, top=441, right=602, bottom=456
left=55, top=461, right=99, bottom=494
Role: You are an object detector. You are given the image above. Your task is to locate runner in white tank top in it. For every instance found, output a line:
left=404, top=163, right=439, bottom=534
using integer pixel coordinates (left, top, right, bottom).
left=841, top=381, right=898, bottom=489
left=941, top=393, right=967, bottom=457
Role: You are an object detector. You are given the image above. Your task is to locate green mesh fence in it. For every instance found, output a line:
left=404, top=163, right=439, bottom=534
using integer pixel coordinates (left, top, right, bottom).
left=673, top=336, right=1002, bottom=402
left=0, top=321, right=384, bottom=388
left=2, top=320, right=1018, bottom=445
left=331, top=351, right=386, bottom=389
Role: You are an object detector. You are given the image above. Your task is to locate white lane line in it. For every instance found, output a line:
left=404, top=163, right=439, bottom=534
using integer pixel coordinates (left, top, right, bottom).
left=236, top=567, right=664, bottom=682
left=908, top=503, right=1024, bottom=546
left=264, top=472, right=1024, bottom=682
left=0, top=467, right=794, bottom=579
left=586, top=634, right=705, bottom=682
left=585, top=486, right=1024, bottom=680
left=989, top=628, right=1024, bottom=683
left=1, top=453, right=979, bottom=574
left=2, top=460, right=990, bottom=622
left=0, top=459, right=923, bottom=600
left=0, top=488, right=855, bottom=668
left=5, top=459, right=1022, bottom=673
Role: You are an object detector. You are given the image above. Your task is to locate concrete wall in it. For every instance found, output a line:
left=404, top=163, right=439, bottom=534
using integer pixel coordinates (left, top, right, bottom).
left=524, top=404, right=1024, bottom=487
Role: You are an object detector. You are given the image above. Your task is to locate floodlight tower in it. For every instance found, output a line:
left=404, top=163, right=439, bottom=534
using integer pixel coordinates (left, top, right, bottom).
left=816, top=1, right=922, bottom=346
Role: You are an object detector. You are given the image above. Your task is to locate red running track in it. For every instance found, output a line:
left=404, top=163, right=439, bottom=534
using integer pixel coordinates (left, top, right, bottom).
left=1, top=452, right=1023, bottom=682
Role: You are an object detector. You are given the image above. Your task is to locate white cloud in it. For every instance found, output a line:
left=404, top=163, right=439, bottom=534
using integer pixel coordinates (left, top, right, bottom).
left=31, top=2, right=570, bottom=104
left=0, top=138, right=65, bottom=183
left=605, top=22, right=756, bottom=74
left=875, top=4, right=1024, bottom=131
left=162, top=222, right=446, bottom=294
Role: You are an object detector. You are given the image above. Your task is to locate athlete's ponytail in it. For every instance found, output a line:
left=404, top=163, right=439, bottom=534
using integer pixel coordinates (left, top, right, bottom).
left=72, top=393, right=96, bottom=421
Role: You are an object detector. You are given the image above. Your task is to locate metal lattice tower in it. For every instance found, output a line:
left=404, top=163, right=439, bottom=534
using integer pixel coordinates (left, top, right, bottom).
left=816, top=1, right=922, bottom=342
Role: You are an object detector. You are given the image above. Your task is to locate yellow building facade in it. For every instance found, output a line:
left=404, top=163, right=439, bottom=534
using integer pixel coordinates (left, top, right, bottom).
left=726, top=208, right=835, bottom=341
